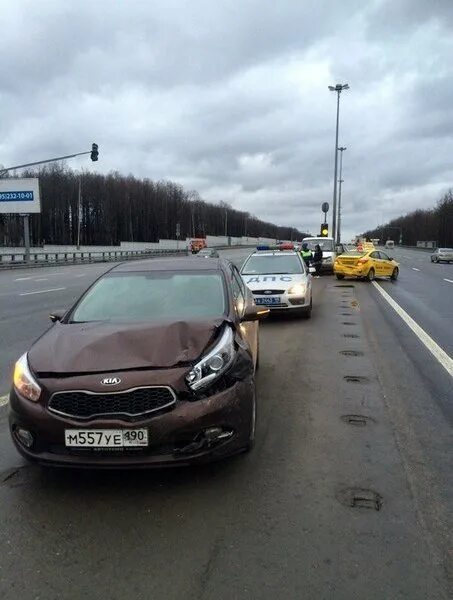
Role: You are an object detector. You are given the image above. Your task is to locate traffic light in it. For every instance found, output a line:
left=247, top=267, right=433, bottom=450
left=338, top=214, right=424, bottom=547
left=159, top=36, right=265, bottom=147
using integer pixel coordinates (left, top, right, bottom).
left=320, top=223, right=329, bottom=237
left=90, top=143, right=99, bottom=161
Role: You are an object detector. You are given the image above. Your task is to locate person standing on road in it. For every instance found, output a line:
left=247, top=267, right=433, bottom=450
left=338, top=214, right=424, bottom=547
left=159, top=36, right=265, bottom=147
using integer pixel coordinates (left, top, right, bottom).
left=313, top=244, right=323, bottom=277
left=301, top=243, right=313, bottom=268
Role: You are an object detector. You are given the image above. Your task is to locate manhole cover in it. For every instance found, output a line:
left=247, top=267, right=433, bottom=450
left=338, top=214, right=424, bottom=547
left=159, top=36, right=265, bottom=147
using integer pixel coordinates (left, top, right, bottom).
left=340, top=350, right=364, bottom=357
left=341, top=414, right=375, bottom=426
left=344, top=375, right=370, bottom=384
left=336, top=488, right=383, bottom=511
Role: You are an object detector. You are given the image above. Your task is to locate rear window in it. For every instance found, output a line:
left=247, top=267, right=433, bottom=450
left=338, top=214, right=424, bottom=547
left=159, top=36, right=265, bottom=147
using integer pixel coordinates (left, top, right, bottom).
left=241, top=254, right=304, bottom=275
left=303, top=239, right=334, bottom=251
left=70, top=271, right=226, bottom=323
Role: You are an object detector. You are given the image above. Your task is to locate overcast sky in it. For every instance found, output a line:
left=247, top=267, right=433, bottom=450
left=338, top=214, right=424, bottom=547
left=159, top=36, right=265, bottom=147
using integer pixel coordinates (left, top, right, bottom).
left=1, top=0, right=452, bottom=240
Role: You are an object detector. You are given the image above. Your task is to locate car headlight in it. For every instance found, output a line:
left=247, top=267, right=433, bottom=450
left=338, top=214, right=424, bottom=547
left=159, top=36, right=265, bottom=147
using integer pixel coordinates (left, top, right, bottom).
left=186, top=327, right=235, bottom=391
left=288, top=284, right=306, bottom=295
left=13, top=353, right=41, bottom=402
left=323, top=256, right=332, bottom=263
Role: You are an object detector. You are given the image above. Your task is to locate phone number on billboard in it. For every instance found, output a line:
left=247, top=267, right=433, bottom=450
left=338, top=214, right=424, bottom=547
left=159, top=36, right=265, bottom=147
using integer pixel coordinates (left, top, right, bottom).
left=0, top=191, right=34, bottom=201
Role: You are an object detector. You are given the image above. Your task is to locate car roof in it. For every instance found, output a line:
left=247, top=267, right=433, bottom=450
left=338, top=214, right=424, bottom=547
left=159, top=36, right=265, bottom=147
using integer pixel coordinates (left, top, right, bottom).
left=111, top=257, right=228, bottom=273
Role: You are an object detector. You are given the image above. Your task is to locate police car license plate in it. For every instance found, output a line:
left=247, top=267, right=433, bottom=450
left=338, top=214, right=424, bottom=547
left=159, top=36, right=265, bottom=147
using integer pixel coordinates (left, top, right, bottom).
left=65, top=429, right=148, bottom=448
left=255, top=297, right=281, bottom=305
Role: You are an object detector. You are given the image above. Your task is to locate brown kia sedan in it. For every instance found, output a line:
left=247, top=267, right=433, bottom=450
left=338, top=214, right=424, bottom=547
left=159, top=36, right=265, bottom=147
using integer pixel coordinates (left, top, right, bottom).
left=9, top=257, right=268, bottom=468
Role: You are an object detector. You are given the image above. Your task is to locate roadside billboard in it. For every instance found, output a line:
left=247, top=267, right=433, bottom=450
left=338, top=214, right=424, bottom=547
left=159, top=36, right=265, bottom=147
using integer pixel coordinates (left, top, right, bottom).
left=0, top=178, right=41, bottom=214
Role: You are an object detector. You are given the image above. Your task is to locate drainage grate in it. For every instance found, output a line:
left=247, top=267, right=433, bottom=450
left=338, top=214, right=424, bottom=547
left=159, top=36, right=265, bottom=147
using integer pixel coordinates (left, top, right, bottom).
left=340, top=350, right=364, bottom=357
left=341, top=414, right=374, bottom=426
left=341, top=312, right=353, bottom=316
left=343, top=333, right=360, bottom=338
left=334, top=285, right=355, bottom=288
left=344, top=375, right=370, bottom=384
left=336, top=488, right=383, bottom=511
left=342, top=321, right=356, bottom=326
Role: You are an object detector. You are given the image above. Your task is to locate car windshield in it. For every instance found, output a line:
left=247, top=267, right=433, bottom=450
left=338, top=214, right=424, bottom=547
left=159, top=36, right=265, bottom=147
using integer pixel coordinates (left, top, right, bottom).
left=70, top=271, right=226, bottom=322
left=198, top=250, right=212, bottom=255
left=439, top=248, right=453, bottom=252
left=242, top=254, right=304, bottom=275
left=303, top=239, right=334, bottom=251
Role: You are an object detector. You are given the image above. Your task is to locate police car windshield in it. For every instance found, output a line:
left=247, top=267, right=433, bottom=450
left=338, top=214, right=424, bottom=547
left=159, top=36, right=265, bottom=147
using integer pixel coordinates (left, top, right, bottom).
left=304, top=239, right=334, bottom=251
left=242, top=254, right=303, bottom=275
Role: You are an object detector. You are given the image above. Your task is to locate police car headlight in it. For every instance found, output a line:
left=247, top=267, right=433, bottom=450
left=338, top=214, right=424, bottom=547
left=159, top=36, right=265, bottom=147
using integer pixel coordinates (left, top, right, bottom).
left=186, top=327, right=235, bottom=391
left=13, top=353, right=41, bottom=402
left=288, top=284, right=306, bottom=295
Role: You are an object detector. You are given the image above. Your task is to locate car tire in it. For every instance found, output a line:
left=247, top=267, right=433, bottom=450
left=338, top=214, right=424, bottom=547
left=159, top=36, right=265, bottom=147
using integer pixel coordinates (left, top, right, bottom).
left=391, top=267, right=399, bottom=281
left=336, top=274, right=345, bottom=280
left=366, top=268, right=375, bottom=282
left=302, top=298, right=312, bottom=319
left=243, top=387, right=256, bottom=453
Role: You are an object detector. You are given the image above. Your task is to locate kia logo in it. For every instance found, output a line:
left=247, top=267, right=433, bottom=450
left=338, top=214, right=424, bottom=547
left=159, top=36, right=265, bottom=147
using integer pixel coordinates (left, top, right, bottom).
left=264, top=290, right=272, bottom=295
left=101, top=377, right=121, bottom=385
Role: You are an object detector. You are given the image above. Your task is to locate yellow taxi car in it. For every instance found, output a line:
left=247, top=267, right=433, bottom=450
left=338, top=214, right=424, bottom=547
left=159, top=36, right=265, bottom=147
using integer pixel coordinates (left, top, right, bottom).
left=334, top=249, right=400, bottom=282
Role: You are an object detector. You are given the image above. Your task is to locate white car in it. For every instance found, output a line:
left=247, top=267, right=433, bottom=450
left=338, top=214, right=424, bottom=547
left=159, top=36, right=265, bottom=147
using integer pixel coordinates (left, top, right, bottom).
left=302, top=236, right=339, bottom=273
left=430, top=247, right=453, bottom=263
left=240, top=249, right=313, bottom=317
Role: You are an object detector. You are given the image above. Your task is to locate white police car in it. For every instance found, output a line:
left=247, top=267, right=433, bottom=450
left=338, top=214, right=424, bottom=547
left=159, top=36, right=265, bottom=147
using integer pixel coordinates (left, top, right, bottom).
left=240, top=248, right=314, bottom=317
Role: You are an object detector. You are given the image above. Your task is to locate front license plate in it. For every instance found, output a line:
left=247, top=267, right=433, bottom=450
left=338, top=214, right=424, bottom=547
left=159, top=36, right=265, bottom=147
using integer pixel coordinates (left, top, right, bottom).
left=255, top=296, right=281, bottom=305
left=65, top=429, right=148, bottom=448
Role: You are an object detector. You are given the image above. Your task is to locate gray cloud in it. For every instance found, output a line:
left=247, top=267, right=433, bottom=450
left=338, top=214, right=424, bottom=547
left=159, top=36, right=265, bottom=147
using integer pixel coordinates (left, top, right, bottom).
left=1, top=0, right=452, bottom=240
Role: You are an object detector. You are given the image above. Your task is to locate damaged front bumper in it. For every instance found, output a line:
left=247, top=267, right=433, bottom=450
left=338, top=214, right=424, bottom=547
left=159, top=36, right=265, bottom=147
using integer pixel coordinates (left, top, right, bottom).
left=9, top=376, right=255, bottom=469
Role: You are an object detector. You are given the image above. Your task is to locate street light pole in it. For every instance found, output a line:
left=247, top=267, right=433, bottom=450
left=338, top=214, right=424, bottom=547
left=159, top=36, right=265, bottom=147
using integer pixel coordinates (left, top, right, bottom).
left=224, top=208, right=228, bottom=237
left=76, top=175, right=82, bottom=249
left=328, top=84, right=349, bottom=243
left=337, top=146, right=347, bottom=244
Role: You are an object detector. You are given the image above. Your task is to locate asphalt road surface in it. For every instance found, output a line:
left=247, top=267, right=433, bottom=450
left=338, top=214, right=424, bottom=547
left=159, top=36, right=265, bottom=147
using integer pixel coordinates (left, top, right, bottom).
left=0, top=247, right=451, bottom=599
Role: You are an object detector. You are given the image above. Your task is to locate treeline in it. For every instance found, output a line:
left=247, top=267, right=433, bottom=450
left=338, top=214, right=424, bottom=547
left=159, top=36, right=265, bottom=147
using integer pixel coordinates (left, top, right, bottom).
left=363, top=190, right=453, bottom=247
left=0, top=166, right=306, bottom=246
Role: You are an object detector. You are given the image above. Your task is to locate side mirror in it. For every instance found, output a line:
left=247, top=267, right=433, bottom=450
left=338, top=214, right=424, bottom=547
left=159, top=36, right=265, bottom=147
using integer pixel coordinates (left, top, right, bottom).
left=241, top=304, right=270, bottom=322
left=49, top=311, right=64, bottom=323
left=309, top=266, right=316, bottom=274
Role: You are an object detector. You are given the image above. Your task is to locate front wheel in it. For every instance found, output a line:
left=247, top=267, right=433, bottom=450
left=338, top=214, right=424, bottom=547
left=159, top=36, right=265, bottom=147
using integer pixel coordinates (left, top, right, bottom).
left=336, top=274, right=345, bottom=280
left=391, top=267, right=399, bottom=281
left=301, top=297, right=312, bottom=319
left=243, top=388, right=256, bottom=453
left=366, top=268, right=375, bottom=282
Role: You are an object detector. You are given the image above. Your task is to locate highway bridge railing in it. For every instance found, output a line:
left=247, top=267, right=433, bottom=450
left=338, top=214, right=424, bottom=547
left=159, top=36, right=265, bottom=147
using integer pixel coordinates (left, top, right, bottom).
left=0, top=248, right=188, bottom=269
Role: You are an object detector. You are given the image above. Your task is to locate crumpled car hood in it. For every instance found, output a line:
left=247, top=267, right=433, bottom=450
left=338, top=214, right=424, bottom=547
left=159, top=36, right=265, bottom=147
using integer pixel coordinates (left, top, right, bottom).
left=28, top=318, right=229, bottom=374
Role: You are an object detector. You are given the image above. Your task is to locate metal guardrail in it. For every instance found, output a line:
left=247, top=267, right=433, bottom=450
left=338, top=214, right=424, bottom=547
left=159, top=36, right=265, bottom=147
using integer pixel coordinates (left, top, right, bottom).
left=0, top=248, right=188, bottom=269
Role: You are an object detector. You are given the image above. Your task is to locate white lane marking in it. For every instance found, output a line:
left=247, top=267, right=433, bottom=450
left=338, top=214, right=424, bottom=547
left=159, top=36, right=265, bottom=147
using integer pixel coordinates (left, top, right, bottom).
left=34, top=278, right=49, bottom=282
left=412, top=268, right=420, bottom=271
left=0, top=394, right=8, bottom=408
left=444, top=278, right=453, bottom=284
left=19, top=287, right=66, bottom=296
left=14, top=277, right=31, bottom=281
left=372, top=282, right=453, bottom=378
left=74, top=274, right=86, bottom=277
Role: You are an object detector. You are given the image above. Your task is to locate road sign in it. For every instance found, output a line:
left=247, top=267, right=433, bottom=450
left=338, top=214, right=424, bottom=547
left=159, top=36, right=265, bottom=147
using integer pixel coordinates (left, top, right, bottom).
left=322, top=202, right=329, bottom=214
left=0, top=178, right=41, bottom=214
left=176, top=222, right=181, bottom=238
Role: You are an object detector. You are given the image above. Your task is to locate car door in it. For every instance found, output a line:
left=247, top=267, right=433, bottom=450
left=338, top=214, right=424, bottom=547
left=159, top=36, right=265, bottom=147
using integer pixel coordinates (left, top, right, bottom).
left=231, top=266, right=258, bottom=367
left=378, top=251, right=393, bottom=275
left=368, top=251, right=381, bottom=275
